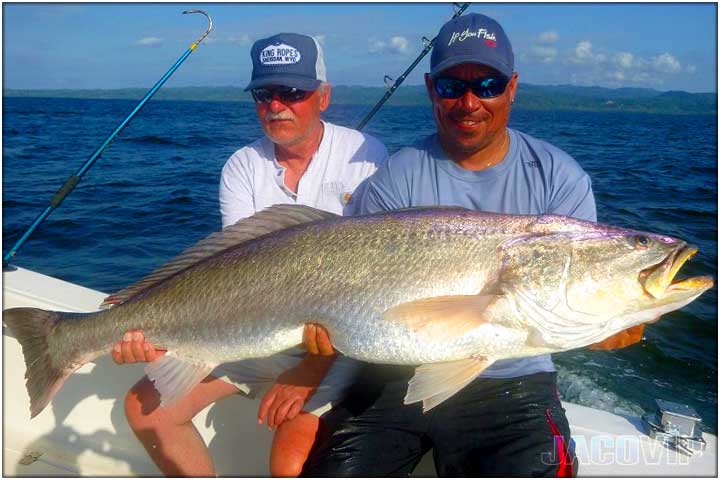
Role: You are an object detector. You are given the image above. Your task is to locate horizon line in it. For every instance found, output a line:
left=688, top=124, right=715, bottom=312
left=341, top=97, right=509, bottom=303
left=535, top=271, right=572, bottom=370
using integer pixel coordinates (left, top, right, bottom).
left=3, top=84, right=717, bottom=95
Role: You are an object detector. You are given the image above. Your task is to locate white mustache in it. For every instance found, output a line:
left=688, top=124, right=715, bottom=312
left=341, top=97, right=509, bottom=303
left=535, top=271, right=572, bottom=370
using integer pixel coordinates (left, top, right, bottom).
left=265, top=112, right=294, bottom=121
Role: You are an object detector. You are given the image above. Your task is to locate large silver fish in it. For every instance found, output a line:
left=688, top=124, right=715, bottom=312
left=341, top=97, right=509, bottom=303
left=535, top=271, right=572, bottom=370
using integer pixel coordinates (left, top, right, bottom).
left=3, top=205, right=713, bottom=417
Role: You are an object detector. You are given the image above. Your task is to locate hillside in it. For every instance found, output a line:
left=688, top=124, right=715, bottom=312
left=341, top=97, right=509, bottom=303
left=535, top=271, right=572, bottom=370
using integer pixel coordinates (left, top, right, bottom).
left=3, top=84, right=716, bottom=115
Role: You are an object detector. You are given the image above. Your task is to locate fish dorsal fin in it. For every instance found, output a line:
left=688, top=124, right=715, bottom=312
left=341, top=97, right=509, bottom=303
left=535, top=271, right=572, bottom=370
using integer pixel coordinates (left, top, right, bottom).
left=383, top=295, right=498, bottom=341
left=405, top=356, right=493, bottom=412
left=144, top=352, right=216, bottom=406
left=100, top=204, right=338, bottom=309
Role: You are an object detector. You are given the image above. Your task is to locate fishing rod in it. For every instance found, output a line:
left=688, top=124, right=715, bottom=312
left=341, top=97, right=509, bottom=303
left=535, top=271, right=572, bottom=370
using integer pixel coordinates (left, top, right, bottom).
left=355, top=2, right=471, bottom=131
left=3, top=10, right=213, bottom=266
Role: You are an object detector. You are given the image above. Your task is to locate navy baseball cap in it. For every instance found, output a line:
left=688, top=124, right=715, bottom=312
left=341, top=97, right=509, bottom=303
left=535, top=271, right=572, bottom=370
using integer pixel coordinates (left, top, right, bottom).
left=245, top=33, right=327, bottom=91
left=430, top=13, right=514, bottom=79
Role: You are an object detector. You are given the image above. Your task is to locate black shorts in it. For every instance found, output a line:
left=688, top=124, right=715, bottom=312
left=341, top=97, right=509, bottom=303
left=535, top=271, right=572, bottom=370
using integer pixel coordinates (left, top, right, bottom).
left=302, top=364, right=577, bottom=477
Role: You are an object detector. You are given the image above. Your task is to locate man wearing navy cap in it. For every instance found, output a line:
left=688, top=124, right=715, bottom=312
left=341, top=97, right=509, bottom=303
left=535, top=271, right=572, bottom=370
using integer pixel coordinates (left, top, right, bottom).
left=112, top=32, right=387, bottom=477
left=303, top=13, right=642, bottom=477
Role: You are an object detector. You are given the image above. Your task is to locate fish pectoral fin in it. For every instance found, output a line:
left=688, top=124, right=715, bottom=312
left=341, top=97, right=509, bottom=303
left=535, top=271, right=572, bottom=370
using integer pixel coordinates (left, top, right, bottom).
left=404, top=356, right=493, bottom=413
left=144, top=353, right=217, bottom=406
left=383, top=295, right=498, bottom=341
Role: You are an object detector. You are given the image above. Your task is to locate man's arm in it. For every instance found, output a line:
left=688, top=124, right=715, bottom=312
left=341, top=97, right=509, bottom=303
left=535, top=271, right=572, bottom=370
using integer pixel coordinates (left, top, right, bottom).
left=587, top=324, right=645, bottom=350
left=257, top=324, right=336, bottom=428
left=111, top=324, right=334, bottom=374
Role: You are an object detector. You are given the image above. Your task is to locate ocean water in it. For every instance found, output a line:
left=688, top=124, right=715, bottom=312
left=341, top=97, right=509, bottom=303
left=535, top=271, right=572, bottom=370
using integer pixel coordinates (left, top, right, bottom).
left=2, top=97, right=717, bottom=433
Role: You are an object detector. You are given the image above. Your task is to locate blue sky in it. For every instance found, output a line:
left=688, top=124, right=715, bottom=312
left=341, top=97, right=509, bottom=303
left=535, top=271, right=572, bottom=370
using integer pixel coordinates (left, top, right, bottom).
left=3, top=3, right=717, bottom=92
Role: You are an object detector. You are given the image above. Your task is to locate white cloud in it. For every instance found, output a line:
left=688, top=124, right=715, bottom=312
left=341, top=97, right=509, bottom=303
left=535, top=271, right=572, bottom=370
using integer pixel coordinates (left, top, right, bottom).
left=615, top=52, right=634, bottom=69
left=368, top=39, right=385, bottom=53
left=538, top=30, right=559, bottom=44
left=630, top=71, right=665, bottom=87
left=652, top=52, right=682, bottom=73
left=390, top=36, right=410, bottom=53
left=525, top=30, right=559, bottom=63
left=574, top=41, right=593, bottom=60
left=136, top=37, right=162, bottom=47
left=201, top=34, right=251, bottom=46
left=544, top=38, right=692, bottom=89
left=368, top=36, right=411, bottom=55
left=529, top=45, right=558, bottom=63
left=227, top=34, right=252, bottom=46
left=569, top=41, right=606, bottom=65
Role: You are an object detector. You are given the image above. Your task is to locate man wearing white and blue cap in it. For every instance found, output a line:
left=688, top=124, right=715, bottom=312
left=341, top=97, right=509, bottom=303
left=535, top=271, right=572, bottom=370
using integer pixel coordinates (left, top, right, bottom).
left=113, top=32, right=387, bottom=477
left=302, top=13, right=640, bottom=477
left=245, top=32, right=327, bottom=91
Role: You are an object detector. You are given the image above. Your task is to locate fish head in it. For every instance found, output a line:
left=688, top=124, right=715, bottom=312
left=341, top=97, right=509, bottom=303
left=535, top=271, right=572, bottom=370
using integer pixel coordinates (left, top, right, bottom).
left=499, top=227, right=713, bottom=341
left=568, top=230, right=712, bottom=319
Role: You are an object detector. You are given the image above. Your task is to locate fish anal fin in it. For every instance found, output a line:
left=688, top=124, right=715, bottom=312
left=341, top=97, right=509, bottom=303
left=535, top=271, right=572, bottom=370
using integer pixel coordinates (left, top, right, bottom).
left=404, top=356, right=493, bottom=412
left=144, top=353, right=217, bottom=406
left=384, top=295, right=497, bottom=341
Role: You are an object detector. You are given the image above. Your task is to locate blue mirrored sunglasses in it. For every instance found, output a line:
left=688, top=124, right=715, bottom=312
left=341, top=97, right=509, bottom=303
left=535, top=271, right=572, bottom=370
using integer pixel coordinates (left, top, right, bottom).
left=434, top=76, right=510, bottom=99
left=251, top=86, right=313, bottom=104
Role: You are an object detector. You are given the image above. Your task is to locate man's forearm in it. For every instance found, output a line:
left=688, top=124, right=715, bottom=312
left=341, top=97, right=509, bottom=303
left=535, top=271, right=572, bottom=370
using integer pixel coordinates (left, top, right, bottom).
left=588, top=324, right=645, bottom=350
left=296, top=352, right=337, bottom=385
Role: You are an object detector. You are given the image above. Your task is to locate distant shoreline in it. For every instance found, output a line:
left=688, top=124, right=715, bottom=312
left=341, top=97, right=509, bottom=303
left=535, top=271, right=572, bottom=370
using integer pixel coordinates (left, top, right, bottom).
left=3, top=84, right=716, bottom=115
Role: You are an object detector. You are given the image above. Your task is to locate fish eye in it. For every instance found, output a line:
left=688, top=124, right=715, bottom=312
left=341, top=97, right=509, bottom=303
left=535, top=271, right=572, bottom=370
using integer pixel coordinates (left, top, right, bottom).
left=634, top=235, right=651, bottom=249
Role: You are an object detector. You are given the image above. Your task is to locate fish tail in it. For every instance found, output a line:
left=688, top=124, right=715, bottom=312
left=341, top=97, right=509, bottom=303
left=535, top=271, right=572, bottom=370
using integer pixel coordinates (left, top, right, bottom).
left=3, top=307, right=76, bottom=418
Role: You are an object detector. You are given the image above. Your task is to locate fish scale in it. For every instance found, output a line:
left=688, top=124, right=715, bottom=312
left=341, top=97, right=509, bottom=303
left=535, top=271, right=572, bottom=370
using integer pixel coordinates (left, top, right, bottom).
left=3, top=205, right=712, bottom=417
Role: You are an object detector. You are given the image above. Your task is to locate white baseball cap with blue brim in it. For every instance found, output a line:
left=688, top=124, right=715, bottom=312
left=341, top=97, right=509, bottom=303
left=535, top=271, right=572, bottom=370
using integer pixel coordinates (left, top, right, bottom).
left=245, top=33, right=327, bottom=91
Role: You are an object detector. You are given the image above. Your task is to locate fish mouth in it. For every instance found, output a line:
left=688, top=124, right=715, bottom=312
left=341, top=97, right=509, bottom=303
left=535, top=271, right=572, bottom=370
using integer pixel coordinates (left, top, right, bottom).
left=641, top=245, right=713, bottom=298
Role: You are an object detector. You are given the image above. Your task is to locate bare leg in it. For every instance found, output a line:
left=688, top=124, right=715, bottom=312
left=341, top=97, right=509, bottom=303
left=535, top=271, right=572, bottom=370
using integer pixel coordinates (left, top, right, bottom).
left=124, top=374, right=239, bottom=477
left=269, top=412, right=321, bottom=477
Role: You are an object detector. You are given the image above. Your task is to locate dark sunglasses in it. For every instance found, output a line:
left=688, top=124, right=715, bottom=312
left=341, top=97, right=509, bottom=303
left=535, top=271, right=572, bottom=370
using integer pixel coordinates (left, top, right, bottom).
left=434, top=75, right=510, bottom=99
left=251, top=86, right=313, bottom=104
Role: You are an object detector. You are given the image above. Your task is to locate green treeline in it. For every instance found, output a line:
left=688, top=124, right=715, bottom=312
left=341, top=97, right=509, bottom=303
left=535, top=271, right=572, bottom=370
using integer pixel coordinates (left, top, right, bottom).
left=3, top=84, right=716, bottom=115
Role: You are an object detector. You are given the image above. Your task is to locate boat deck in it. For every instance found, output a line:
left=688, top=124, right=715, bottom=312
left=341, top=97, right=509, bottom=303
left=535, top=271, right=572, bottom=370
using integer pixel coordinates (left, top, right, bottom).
left=3, top=266, right=716, bottom=476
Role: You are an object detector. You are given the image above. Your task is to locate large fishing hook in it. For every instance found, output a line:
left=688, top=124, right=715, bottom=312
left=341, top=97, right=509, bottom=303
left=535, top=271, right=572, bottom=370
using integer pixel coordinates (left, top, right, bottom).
left=183, top=9, right=213, bottom=49
left=3, top=10, right=214, bottom=265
